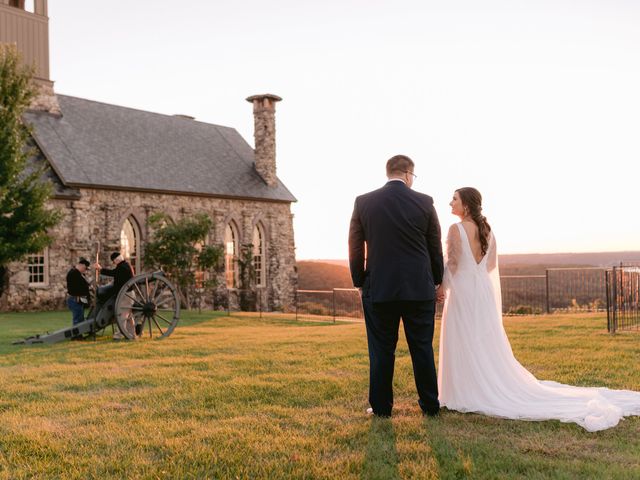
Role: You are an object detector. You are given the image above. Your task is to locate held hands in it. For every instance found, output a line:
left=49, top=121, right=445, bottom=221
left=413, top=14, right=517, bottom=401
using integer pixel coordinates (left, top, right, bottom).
left=436, top=285, right=445, bottom=304
left=94, top=263, right=101, bottom=270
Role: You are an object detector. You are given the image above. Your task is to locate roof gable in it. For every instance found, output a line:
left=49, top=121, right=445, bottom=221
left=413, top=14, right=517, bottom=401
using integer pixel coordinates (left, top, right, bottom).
left=24, top=95, right=296, bottom=202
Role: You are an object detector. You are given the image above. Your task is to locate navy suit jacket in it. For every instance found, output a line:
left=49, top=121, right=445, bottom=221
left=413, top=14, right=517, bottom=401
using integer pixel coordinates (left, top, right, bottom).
left=349, top=181, right=444, bottom=302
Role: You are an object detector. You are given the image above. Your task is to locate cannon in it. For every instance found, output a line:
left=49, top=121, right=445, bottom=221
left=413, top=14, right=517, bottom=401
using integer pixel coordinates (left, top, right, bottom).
left=14, top=271, right=180, bottom=344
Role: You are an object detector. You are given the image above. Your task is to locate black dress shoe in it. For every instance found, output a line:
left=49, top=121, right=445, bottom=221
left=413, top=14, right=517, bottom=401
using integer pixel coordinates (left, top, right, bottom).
left=424, top=408, right=440, bottom=417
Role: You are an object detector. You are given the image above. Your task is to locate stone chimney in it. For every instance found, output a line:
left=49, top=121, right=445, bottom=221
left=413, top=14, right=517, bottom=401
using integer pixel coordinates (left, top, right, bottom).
left=30, top=79, right=61, bottom=116
left=246, top=94, right=282, bottom=187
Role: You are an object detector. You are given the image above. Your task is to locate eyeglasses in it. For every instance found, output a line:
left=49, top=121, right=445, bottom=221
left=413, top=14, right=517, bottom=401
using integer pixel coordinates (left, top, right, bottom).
left=404, top=171, right=417, bottom=179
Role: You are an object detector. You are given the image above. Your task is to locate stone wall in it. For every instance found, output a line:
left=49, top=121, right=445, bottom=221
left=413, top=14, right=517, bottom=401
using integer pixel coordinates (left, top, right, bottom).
left=2, top=188, right=297, bottom=312
left=1, top=197, right=71, bottom=311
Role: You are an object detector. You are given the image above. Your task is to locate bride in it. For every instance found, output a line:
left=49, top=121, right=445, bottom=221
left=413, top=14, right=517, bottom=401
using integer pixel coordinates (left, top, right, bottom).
left=436, top=187, right=640, bottom=432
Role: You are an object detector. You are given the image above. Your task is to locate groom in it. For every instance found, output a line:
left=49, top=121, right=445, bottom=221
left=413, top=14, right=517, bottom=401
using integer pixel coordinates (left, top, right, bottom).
left=349, top=155, right=444, bottom=417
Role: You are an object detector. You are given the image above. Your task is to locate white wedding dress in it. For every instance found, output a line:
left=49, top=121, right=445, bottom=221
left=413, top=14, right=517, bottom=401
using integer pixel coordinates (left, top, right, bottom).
left=438, top=223, right=640, bottom=432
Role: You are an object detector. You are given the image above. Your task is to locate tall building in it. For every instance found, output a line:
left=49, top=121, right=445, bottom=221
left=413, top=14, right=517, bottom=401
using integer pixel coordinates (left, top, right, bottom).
left=0, top=0, right=298, bottom=311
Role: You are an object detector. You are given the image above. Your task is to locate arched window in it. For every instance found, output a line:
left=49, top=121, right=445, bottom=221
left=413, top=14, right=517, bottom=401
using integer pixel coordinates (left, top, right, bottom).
left=120, top=216, right=141, bottom=274
left=225, top=223, right=239, bottom=288
left=194, top=241, right=206, bottom=289
left=252, top=223, right=266, bottom=287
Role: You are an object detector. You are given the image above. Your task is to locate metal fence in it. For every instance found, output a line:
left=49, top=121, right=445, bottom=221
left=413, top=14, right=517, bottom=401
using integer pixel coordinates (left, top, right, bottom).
left=606, top=265, right=640, bottom=333
left=547, top=268, right=608, bottom=312
left=500, top=275, right=547, bottom=315
left=500, top=268, right=608, bottom=315
left=294, top=268, right=611, bottom=320
left=214, top=265, right=638, bottom=330
left=295, top=288, right=364, bottom=322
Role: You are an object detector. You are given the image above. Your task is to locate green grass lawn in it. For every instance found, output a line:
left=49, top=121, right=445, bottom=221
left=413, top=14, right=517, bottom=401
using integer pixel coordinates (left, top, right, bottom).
left=0, top=311, right=638, bottom=479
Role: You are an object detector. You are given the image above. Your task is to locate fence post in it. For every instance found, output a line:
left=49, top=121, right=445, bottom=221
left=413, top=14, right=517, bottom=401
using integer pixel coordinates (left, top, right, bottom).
left=332, top=289, right=336, bottom=323
left=545, top=269, right=550, bottom=314
left=606, top=269, right=612, bottom=333
left=612, top=266, right=618, bottom=334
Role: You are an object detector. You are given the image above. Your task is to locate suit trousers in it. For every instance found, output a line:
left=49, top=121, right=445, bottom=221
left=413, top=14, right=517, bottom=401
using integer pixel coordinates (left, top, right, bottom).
left=362, top=295, right=439, bottom=416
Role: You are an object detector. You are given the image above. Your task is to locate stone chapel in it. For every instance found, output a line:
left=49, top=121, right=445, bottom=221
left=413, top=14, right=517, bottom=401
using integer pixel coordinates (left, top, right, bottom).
left=0, top=0, right=298, bottom=311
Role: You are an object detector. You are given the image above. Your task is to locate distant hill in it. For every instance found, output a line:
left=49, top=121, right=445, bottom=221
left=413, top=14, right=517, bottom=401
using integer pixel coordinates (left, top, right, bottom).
left=297, top=261, right=352, bottom=290
left=303, top=252, right=640, bottom=268
left=303, top=259, right=349, bottom=267
left=298, top=252, right=640, bottom=289
left=498, top=251, right=640, bottom=267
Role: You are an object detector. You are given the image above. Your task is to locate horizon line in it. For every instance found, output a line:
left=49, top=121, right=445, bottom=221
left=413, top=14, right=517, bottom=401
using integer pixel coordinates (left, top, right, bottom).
left=298, top=249, right=640, bottom=261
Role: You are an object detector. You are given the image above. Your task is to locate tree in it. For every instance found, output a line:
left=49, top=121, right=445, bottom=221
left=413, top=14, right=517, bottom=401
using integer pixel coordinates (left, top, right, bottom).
left=0, top=45, right=62, bottom=296
left=144, top=212, right=223, bottom=309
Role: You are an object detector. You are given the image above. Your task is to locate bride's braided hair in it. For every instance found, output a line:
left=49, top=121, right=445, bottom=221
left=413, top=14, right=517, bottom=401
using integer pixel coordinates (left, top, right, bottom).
left=456, top=187, right=491, bottom=256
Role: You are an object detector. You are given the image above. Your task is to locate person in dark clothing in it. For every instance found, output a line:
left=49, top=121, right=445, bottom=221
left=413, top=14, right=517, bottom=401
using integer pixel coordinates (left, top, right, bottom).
left=349, top=154, right=444, bottom=418
left=66, top=258, right=91, bottom=326
left=94, top=252, right=135, bottom=302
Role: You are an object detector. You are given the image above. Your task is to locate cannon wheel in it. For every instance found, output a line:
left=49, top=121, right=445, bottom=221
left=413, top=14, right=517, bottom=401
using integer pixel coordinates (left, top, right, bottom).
left=114, top=272, right=180, bottom=340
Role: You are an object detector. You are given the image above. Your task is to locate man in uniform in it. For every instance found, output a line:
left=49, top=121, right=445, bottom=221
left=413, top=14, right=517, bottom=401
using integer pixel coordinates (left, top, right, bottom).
left=94, top=252, right=134, bottom=302
left=95, top=252, right=135, bottom=339
left=66, top=257, right=91, bottom=327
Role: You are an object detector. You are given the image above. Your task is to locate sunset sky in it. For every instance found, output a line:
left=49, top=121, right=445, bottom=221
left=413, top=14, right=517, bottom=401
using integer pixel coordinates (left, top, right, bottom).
left=45, top=1, right=639, bottom=259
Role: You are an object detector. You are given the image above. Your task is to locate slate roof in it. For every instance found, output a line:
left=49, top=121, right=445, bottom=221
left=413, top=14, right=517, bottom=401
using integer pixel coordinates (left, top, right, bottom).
left=25, top=138, right=81, bottom=199
left=24, top=95, right=296, bottom=203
